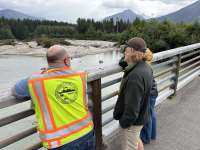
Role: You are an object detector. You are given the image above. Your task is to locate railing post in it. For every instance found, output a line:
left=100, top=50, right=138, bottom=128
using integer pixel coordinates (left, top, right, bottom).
left=90, top=79, right=102, bottom=150
left=172, top=54, right=181, bottom=96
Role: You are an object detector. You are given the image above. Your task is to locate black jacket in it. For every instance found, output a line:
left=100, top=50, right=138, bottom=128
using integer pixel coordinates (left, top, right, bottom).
left=114, top=60, right=153, bottom=128
left=119, top=57, right=158, bottom=97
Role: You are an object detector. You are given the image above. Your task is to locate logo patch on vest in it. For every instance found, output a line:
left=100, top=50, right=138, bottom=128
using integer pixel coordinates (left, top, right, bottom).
left=55, top=82, right=78, bottom=104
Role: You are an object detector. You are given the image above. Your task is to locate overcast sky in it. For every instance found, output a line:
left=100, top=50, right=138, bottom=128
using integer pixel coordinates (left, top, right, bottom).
left=0, top=0, right=198, bottom=23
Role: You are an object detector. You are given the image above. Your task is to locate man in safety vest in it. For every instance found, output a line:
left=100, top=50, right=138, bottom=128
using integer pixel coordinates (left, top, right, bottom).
left=12, top=45, right=95, bottom=150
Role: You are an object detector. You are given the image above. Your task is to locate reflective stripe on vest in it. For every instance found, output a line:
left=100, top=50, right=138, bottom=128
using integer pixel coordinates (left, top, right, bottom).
left=40, top=114, right=92, bottom=141
left=49, top=141, right=59, bottom=148
left=34, top=80, right=54, bottom=130
left=28, top=68, right=93, bottom=149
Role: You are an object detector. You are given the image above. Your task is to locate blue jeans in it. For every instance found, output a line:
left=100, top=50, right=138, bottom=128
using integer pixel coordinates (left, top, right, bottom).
left=50, top=131, right=95, bottom=150
left=140, top=96, right=157, bottom=144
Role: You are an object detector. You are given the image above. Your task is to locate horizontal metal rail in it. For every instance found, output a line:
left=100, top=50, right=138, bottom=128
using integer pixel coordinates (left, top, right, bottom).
left=154, top=65, right=176, bottom=78
left=179, top=66, right=200, bottom=81
left=0, top=109, right=34, bottom=127
left=0, top=96, right=28, bottom=109
left=177, top=70, right=200, bottom=90
left=153, top=43, right=200, bottom=62
left=181, top=49, right=200, bottom=59
left=180, top=61, right=200, bottom=73
left=102, top=91, right=118, bottom=102
left=25, top=142, right=42, bottom=150
left=180, top=55, right=200, bottom=67
left=156, top=73, right=175, bottom=85
left=158, top=80, right=174, bottom=92
left=101, top=77, right=122, bottom=89
left=0, top=127, right=37, bottom=149
left=102, top=115, right=114, bottom=127
left=87, top=65, right=122, bottom=82
left=152, top=58, right=177, bottom=69
left=155, top=89, right=174, bottom=106
left=102, top=103, right=115, bottom=114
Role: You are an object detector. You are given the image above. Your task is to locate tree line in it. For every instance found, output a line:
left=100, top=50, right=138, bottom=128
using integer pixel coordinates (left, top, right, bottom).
left=0, top=17, right=200, bottom=52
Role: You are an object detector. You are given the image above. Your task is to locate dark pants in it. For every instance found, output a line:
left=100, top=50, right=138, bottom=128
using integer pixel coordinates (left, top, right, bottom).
left=50, top=131, right=95, bottom=150
left=140, top=96, right=157, bottom=144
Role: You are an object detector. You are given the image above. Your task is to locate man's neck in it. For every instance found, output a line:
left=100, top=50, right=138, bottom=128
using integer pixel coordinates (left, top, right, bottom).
left=48, top=63, right=67, bottom=69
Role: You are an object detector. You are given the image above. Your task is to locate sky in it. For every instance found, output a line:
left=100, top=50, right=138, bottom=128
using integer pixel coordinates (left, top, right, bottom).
left=0, top=0, right=198, bottom=23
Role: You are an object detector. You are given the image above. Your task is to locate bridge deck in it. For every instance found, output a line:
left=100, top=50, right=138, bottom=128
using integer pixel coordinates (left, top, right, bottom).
left=145, top=77, right=200, bottom=150
left=105, top=77, right=200, bottom=150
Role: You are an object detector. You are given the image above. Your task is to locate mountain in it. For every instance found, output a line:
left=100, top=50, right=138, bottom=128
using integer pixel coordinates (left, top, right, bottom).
left=0, top=9, right=42, bottom=20
left=104, top=9, right=144, bottom=23
left=157, top=0, right=200, bottom=23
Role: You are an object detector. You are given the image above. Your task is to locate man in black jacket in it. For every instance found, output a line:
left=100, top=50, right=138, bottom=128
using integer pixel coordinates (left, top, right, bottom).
left=113, top=37, right=153, bottom=150
left=119, top=49, right=158, bottom=145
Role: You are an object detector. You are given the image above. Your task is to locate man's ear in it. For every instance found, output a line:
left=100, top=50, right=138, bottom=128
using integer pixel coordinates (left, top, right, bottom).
left=64, top=57, right=70, bottom=67
left=64, top=58, right=67, bottom=65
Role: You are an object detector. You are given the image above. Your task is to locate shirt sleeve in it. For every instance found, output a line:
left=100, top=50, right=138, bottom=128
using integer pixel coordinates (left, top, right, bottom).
left=12, top=78, right=31, bottom=100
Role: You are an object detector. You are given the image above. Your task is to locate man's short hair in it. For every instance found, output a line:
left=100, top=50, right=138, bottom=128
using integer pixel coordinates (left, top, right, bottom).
left=46, top=45, right=67, bottom=63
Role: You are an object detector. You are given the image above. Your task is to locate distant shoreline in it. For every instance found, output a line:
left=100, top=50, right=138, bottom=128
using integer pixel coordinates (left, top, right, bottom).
left=0, top=39, right=120, bottom=58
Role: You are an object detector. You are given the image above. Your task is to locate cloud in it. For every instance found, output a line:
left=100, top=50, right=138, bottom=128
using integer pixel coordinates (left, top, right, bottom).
left=100, top=0, right=198, bottom=18
left=0, top=0, right=101, bottom=23
left=0, top=0, right=198, bottom=22
left=151, top=0, right=196, bottom=5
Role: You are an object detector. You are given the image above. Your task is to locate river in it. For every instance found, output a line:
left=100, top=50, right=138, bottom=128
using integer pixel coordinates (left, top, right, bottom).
left=0, top=51, right=122, bottom=94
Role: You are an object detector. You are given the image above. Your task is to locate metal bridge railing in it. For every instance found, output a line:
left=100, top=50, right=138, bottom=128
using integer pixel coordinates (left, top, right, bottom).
left=0, top=43, right=200, bottom=150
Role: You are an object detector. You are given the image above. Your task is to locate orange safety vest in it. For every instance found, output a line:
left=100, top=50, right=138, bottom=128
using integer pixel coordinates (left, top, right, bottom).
left=28, top=67, right=93, bottom=149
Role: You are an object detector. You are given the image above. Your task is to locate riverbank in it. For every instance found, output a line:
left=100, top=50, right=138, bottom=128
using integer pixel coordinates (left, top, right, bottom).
left=0, top=39, right=119, bottom=58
